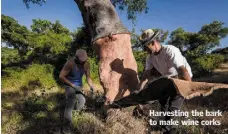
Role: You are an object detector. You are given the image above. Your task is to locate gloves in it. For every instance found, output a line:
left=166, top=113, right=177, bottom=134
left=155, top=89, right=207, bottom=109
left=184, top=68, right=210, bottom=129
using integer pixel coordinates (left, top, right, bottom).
left=90, top=87, right=95, bottom=98
left=71, top=85, right=84, bottom=94
left=132, top=89, right=140, bottom=94
left=90, top=87, right=94, bottom=94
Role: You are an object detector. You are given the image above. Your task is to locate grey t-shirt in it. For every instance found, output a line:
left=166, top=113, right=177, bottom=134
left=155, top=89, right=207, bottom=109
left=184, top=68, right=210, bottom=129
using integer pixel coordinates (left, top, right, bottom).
left=145, top=45, right=193, bottom=78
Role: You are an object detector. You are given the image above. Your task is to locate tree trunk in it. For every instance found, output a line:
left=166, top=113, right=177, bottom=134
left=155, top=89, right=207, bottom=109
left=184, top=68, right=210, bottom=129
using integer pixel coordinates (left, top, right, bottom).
left=74, top=0, right=139, bottom=104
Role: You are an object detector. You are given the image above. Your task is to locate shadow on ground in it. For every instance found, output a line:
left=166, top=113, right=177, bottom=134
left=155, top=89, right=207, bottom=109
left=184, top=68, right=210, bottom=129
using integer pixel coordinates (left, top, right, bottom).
left=1, top=81, right=228, bottom=134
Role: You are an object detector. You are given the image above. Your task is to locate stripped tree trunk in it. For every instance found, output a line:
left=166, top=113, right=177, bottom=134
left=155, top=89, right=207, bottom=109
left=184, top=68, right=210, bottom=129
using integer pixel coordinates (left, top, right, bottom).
left=74, top=0, right=139, bottom=104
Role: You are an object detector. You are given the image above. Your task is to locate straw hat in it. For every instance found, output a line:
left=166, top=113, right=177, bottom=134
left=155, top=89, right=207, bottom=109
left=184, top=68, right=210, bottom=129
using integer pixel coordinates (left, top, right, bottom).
left=139, top=29, right=160, bottom=46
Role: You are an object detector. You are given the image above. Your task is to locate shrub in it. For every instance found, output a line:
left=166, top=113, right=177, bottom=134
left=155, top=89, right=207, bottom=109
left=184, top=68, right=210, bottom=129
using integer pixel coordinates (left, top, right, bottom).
left=82, top=57, right=100, bottom=85
left=1, top=47, right=21, bottom=65
left=192, top=54, right=225, bottom=76
left=133, top=50, right=147, bottom=77
left=1, top=64, right=58, bottom=91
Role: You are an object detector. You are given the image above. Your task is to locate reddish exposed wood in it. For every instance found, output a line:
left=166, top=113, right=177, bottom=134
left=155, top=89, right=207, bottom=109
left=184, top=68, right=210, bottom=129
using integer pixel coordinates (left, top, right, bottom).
left=94, top=34, right=139, bottom=104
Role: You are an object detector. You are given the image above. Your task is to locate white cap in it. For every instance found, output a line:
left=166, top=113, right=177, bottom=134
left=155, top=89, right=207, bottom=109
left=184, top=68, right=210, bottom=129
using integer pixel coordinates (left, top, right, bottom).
left=75, top=49, right=88, bottom=61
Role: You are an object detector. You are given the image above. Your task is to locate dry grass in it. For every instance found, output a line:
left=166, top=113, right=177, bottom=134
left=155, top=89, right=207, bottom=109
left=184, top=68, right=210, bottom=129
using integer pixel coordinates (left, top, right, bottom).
left=105, top=109, right=147, bottom=134
left=70, top=110, right=147, bottom=134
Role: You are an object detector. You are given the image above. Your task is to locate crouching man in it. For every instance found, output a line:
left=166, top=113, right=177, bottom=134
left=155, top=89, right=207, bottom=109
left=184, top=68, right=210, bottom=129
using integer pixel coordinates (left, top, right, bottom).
left=138, top=29, right=192, bottom=134
left=59, top=49, right=95, bottom=126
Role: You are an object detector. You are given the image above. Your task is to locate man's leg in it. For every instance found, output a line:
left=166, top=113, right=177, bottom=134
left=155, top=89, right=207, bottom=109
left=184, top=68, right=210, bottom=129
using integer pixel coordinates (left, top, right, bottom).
left=158, top=96, right=170, bottom=133
left=159, top=96, right=169, bottom=112
left=64, top=86, right=77, bottom=123
left=164, top=94, right=184, bottom=134
left=167, top=94, right=184, bottom=120
left=75, top=93, right=86, bottom=110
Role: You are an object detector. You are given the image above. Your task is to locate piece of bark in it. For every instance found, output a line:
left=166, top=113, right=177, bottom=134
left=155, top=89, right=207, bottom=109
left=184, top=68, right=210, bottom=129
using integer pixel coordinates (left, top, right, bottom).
left=110, top=77, right=228, bottom=108
left=170, top=78, right=228, bottom=99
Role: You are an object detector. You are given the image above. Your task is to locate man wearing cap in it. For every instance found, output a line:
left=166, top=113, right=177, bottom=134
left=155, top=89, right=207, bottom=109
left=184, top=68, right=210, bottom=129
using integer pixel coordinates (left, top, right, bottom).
left=59, top=49, right=95, bottom=124
left=138, top=29, right=192, bottom=134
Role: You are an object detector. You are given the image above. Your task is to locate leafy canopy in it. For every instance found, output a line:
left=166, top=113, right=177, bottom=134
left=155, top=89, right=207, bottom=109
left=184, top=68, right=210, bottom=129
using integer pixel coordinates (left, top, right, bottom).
left=1, top=14, right=72, bottom=61
left=169, top=21, right=228, bottom=55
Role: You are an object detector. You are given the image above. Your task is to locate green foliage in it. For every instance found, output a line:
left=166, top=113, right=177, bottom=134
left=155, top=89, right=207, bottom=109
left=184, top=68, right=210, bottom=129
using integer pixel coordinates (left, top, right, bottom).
left=52, top=20, right=70, bottom=34
left=169, top=21, right=228, bottom=55
left=82, top=57, right=100, bottom=85
left=31, top=19, right=52, bottom=33
left=2, top=64, right=57, bottom=90
left=112, top=0, right=148, bottom=23
left=169, top=28, right=189, bottom=53
left=191, top=54, right=225, bottom=76
left=71, top=26, right=96, bottom=57
left=2, top=14, right=72, bottom=63
left=31, top=19, right=70, bottom=34
left=88, top=58, right=99, bottom=82
left=31, top=31, right=71, bottom=60
left=1, top=47, right=21, bottom=65
left=30, top=19, right=72, bottom=62
left=133, top=50, right=147, bottom=76
left=1, top=14, right=32, bottom=56
left=23, top=0, right=46, bottom=8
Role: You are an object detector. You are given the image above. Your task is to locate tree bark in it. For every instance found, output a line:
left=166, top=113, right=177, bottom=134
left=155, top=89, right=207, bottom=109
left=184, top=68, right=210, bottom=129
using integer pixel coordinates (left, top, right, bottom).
left=74, top=0, right=129, bottom=41
left=110, top=77, right=228, bottom=108
left=74, top=0, right=139, bottom=104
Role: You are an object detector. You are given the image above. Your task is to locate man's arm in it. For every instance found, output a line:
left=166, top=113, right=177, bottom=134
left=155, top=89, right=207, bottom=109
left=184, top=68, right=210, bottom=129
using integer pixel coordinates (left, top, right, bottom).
left=59, top=59, right=75, bottom=87
left=138, top=55, right=154, bottom=91
left=138, top=70, right=150, bottom=91
left=167, top=47, right=192, bottom=81
left=178, top=66, right=192, bottom=81
left=84, top=62, right=95, bottom=91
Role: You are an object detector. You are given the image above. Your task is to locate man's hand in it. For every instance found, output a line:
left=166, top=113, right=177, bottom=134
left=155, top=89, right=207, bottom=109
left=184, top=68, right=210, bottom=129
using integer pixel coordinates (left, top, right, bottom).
left=132, top=90, right=140, bottom=94
left=178, top=66, right=192, bottom=81
left=71, top=85, right=84, bottom=94
left=90, top=87, right=94, bottom=94
left=90, top=87, right=95, bottom=98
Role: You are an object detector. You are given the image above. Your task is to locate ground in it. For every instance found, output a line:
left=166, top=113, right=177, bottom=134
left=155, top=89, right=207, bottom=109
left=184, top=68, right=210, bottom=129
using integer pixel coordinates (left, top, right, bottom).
left=1, top=62, right=228, bottom=134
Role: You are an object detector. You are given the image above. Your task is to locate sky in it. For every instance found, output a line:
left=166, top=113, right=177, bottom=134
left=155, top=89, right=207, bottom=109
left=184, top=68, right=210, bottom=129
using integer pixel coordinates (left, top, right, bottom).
left=1, top=0, right=228, bottom=48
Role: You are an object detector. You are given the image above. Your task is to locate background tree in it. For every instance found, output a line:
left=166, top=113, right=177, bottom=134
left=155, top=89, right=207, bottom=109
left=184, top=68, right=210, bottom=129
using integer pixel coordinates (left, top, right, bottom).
left=31, top=19, right=52, bottom=33
left=169, top=21, right=228, bottom=56
left=1, top=14, right=32, bottom=57
left=70, top=26, right=95, bottom=57
left=1, top=14, right=72, bottom=64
